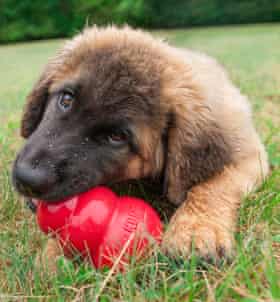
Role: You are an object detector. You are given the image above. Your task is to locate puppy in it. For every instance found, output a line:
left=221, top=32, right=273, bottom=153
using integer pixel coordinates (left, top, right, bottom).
left=12, top=26, right=269, bottom=264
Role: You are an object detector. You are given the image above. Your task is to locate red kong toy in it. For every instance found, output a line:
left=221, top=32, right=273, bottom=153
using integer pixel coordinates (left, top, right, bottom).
left=36, top=187, right=163, bottom=269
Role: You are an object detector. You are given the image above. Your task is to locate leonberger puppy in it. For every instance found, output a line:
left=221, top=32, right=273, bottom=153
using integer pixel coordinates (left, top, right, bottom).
left=12, top=26, right=269, bottom=265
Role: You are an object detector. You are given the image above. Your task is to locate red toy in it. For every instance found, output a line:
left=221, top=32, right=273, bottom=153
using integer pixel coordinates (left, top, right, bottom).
left=36, top=186, right=162, bottom=269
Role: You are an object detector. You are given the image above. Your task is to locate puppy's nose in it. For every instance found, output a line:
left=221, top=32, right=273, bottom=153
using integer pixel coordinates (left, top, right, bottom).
left=13, top=161, right=53, bottom=196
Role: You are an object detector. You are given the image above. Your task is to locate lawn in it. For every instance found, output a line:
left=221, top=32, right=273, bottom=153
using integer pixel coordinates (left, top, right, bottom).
left=0, top=24, right=279, bottom=301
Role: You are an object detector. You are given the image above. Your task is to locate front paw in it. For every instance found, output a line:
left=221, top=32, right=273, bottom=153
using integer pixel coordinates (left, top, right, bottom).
left=162, top=217, right=234, bottom=264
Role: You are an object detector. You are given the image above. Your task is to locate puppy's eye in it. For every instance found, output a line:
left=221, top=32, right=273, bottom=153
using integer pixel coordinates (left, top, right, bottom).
left=58, top=92, right=74, bottom=111
left=107, top=131, right=128, bottom=146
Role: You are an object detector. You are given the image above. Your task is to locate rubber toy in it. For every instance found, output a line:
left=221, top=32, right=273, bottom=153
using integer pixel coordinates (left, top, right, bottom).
left=36, top=186, right=162, bottom=269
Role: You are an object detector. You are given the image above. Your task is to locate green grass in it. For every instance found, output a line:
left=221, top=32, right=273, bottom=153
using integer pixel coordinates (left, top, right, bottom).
left=0, top=24, right=279, bottom=301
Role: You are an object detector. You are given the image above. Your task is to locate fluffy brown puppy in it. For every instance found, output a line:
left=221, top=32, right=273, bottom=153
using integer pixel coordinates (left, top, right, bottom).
left=13, top=26, right=269, bottom=264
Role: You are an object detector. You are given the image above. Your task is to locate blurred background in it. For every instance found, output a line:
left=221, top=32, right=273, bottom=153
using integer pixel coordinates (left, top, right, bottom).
left=1, top=0, right=280, bottom=43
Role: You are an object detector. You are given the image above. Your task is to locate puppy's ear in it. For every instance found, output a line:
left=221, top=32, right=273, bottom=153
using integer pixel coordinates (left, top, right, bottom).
left=21, top=72, right=51, bottom=138
left=163, top=106, right=232, bottom=205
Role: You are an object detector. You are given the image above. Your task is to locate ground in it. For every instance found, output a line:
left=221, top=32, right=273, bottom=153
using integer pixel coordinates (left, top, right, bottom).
left=0, top=24, right=279, bottom=301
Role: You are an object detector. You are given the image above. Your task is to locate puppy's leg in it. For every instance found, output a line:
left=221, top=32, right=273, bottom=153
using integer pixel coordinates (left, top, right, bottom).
left=162, top=155, right=268, bottom=261
left=35, top=238, right=62, bottom=274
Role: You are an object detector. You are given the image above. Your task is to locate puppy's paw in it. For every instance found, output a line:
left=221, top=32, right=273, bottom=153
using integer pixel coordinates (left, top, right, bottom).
left=162, top=216, right=234, bottom=264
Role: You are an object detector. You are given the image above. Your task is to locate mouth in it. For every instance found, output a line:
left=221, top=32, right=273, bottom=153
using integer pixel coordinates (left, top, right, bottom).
left=15, top=176, right=94, bottom=203
left=23, top=183, right=101, bottom=212
left=24, top=192, right=79, bottom=213
left=25, top=198, right=38, bottom=213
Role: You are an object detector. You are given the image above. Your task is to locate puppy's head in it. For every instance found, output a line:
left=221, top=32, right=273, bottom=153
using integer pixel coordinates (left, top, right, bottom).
left=12, top=26, right=231, bottom=204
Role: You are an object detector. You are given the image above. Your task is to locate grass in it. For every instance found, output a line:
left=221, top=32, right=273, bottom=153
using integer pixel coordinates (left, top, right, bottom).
left=0, top=24, right=279, bottom=301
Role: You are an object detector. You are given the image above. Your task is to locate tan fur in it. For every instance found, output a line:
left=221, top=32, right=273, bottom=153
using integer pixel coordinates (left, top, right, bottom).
left=162, top=153, right=268, bottom=260
left=124, top=156, right=151, bottom=179
left=26, top=26, right=268, bottom=264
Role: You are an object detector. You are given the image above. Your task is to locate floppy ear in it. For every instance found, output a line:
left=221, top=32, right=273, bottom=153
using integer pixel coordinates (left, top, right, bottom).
left=20, top=72, right=51, bottom=138
left=163, top=105, right=233, bottom=205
